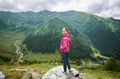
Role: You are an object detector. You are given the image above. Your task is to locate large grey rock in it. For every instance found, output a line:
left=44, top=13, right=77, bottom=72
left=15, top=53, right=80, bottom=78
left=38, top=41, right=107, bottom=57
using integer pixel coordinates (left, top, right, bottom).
left=21, top=72, right=42, bottom=79
left=21, top=73, right=32, bottom=79
left=0, top=71, right=5, bottom=79
left=42, top=66, right=82, bottom=79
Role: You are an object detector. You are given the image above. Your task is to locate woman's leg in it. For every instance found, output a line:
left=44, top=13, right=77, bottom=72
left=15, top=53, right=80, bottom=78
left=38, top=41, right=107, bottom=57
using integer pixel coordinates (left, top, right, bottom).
left=65, top=53, right=71, bottom=70
left=61, top=53, right=67, bottom=72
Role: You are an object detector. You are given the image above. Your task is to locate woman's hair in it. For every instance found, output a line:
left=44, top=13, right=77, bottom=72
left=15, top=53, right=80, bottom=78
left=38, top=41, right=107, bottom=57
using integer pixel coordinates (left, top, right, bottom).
left=63, top=27, right=68, bottom=32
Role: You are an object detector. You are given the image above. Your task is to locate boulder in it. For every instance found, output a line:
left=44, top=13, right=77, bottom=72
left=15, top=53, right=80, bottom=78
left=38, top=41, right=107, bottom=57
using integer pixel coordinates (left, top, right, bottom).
left=0, top=71, right=5, bottom=79
left=42, top=66, right=82, bottom=79
left=21, top=72, right=42, bottom=79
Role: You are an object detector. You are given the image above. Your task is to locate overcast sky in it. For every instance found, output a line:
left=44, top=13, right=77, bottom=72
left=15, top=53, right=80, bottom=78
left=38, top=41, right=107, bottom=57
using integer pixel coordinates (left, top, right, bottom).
left=0, top=0, right=120, bottom=19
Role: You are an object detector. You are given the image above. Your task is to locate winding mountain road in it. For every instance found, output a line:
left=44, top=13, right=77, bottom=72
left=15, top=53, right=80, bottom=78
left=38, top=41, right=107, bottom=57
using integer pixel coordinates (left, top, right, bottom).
left=14, top=40, right=23, bottom=63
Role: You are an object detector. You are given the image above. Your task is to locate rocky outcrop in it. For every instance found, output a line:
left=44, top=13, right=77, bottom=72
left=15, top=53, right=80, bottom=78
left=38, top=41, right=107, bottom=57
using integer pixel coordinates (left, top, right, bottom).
left=42, top=66, right=82, bottom=79
left=0, top=71, right=5, bottom=79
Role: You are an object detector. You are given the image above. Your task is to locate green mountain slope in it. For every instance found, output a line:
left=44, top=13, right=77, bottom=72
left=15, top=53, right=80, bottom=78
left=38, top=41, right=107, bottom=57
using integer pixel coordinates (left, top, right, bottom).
left=0, top=10, right=120, bottom=63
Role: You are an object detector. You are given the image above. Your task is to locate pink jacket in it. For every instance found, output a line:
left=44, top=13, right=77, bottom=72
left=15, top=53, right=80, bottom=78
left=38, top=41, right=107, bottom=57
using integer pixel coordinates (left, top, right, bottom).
left=60, top=33, right=71, bottom=53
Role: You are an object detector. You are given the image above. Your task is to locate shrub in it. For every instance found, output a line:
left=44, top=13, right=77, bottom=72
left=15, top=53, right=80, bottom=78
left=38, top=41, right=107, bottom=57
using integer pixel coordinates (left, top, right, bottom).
left=103, top=57, right=120, bottom=72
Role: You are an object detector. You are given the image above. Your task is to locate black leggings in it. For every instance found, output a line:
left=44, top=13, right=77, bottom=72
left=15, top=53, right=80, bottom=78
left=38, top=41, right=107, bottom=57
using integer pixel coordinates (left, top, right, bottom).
left=61, top=53, right=71, bottom=72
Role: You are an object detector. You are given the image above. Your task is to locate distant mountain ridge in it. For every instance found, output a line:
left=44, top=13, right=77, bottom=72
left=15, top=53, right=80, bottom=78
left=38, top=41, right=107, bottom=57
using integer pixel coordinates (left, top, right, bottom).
left=0, top=10, right=120, bottom=62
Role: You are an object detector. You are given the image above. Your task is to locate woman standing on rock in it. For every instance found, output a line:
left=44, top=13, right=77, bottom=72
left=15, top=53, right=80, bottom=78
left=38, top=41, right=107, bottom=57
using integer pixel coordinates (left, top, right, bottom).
left=60, top=27, right=72, bottom=73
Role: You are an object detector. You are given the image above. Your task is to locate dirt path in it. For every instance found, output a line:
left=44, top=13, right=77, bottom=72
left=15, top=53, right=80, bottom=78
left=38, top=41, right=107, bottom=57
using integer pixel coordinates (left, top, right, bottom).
left=14, top=40, right=24, bottom=63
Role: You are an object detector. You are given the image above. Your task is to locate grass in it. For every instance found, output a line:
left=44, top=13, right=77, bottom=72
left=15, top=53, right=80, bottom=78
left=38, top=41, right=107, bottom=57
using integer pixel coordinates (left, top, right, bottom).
left=0, top=29, right=25, bottom=52
left=80, top=69, right=120, bottom=79
left=27, top=52, right=61, bottom=63
left=0, top=29, right=26, bottom=62
left=4, top=70, right=23, bottom=79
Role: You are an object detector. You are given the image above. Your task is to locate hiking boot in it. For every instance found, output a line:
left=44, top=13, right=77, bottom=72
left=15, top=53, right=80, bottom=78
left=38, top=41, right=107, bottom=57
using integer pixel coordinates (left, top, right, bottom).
left=62, top=71, right=67, bottom=75
left=69, top=69, right=72, bottom=72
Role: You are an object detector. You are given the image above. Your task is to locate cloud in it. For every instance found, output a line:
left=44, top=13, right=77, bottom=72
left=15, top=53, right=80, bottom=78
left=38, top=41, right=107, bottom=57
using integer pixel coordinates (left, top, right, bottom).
left=0, top=0, right=59, bottom=11
left=87, top=0, right=120, bottom=19
left=0, top=0, right=17, bottom=11
left=96, top=7, right=120, bottom=19
left=87, top=0, right=109, bottom=13
left=0, top=0, right=120, bottom=19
